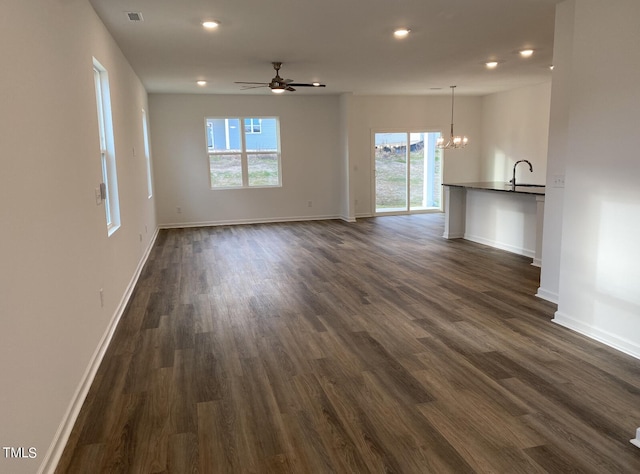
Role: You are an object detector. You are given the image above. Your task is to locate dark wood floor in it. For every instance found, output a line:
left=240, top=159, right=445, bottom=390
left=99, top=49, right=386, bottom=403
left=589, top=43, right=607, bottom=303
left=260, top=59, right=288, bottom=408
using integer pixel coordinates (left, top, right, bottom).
left=57, top=214, right=640, bottom=473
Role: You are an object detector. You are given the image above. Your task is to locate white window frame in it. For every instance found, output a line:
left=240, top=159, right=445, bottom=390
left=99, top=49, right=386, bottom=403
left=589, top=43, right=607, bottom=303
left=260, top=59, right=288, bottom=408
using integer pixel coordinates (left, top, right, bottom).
left=205, top=117, right=281, bottom=189
left=93, top=59, right=120, bottom=235
left=371, top=129, right=444, bottom=215
left=244, top=118, right=262, bottom=134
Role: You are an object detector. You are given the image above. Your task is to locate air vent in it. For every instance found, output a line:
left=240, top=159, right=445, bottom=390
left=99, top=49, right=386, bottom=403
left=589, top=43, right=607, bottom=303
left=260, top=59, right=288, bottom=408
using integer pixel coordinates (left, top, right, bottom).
left=126, top=12, right=144, bottom=22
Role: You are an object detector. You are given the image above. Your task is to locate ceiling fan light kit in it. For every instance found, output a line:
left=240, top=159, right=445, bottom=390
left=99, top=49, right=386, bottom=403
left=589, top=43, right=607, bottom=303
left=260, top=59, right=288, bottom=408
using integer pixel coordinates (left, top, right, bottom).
left=235, top=62, right=326, bottom=93
left=202, top=20, right=219, bottom=29
left=436, top=85, right=469, bottom=150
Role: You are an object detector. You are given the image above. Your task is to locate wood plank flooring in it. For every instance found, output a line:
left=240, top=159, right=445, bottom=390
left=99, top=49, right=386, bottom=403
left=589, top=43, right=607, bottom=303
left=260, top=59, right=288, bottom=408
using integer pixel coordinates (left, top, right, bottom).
left=56, top=214, right=640, bottom=473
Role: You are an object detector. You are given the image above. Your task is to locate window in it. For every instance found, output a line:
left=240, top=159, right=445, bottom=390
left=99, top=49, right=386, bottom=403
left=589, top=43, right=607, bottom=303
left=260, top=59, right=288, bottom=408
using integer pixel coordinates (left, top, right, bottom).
left=142, top=109, right=153, bottom=198
left=244, top=118, right=262, bottom=134
left=93, top=59, right=120, bottom=234
left=205, top=117, right=281, bottom=188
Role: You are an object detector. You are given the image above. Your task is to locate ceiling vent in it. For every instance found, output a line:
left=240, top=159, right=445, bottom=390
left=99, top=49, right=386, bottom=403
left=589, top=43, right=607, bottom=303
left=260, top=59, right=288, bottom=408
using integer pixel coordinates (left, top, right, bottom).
left=126, top=12, right=144, bottom=22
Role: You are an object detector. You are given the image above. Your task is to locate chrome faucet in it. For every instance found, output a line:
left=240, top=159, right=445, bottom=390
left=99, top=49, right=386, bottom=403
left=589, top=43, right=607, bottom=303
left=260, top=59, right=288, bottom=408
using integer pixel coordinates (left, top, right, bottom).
left=510, top=159, right=533, bottom=189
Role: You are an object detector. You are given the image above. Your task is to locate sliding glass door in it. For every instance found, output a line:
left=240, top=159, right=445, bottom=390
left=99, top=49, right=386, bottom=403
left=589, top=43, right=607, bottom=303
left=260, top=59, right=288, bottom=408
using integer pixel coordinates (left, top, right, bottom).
left=374, top=131, right=442, bottom=214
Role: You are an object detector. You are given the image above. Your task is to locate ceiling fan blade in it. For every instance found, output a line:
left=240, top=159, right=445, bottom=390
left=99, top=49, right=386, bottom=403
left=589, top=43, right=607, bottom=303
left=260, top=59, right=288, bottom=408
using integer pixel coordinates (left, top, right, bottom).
left=235, top=81, right=269, bottom=85
left=286, top=86, right=296, bottom=92
left=288, top=83, right=326, bottom=88
left=241, top=85, right=269, bottom=90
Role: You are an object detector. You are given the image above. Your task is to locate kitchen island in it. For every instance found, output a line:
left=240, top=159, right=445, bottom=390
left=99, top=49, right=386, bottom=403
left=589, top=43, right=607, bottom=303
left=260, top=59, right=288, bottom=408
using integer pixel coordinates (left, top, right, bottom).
left=443, top=182, right=545, bottom=266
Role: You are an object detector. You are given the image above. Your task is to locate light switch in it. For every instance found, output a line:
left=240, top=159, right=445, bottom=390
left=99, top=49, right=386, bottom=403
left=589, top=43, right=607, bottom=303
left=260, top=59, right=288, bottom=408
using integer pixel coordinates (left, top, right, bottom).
left=95, top=187, right=102, bottom=205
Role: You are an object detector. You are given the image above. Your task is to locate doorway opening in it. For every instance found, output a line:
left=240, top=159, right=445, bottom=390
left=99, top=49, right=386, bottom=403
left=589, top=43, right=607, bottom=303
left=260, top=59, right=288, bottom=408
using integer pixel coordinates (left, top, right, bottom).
left=374, top=131, right=443, bottom=214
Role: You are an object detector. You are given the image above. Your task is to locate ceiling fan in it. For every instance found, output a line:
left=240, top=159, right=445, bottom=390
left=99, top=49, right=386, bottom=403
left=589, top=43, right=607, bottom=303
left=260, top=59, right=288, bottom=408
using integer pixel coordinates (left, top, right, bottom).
left=235, top=62, right=326, bottom=93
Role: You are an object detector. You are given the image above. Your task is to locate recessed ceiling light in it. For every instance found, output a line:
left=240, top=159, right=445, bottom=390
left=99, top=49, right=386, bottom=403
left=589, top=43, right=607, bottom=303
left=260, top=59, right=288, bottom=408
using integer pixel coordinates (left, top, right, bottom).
left=486, top=61, right=499, bottom=69
left=202, top=20, right=219, bottom=29
left=394, top=28, right=411, bottom=38
left=549, top=65, right=554, bottom=70
left=196, top=80, right=207, bottom=86
left=312, top=82, right=321, bottom=87
left=519, top=49, right=534, bottom=58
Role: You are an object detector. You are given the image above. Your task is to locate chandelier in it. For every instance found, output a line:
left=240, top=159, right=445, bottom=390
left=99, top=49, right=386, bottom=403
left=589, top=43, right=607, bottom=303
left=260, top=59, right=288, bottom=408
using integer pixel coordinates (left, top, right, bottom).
left=436, top=85, right=469, bottom=149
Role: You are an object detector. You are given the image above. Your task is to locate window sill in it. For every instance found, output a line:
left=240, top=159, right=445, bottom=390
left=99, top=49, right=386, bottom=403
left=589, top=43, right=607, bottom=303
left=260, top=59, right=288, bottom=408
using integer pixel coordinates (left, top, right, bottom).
left=107, top=223, right=121, bottom=237
left=210, top=184, right=282, bottom=191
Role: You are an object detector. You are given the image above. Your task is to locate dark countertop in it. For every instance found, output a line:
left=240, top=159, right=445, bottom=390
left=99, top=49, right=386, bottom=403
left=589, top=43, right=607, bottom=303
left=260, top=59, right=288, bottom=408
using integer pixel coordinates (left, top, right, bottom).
left=443, top=181, right=545, bottom=196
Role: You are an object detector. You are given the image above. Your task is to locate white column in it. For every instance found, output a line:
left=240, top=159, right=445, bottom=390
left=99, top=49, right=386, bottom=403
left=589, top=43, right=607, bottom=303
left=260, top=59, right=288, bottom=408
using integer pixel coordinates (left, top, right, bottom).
left=443, top=185, right=466, bottom=239
left=533, top=195, right=545, bottom=267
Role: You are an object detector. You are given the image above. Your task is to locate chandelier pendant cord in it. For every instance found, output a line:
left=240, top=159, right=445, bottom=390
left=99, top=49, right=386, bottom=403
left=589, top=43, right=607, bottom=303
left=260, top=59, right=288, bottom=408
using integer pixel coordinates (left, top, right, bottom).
left=450, top=86, right=455, bottom=137
left=437, top=85, right=468, bottom=149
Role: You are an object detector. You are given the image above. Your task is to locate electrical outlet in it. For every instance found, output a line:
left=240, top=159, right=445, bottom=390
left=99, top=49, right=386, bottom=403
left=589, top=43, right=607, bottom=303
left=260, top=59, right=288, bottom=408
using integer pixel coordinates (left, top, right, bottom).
left=176, top=206, right=182, bottom=214
left=307, top=201, right=313, bottom=208
left=552, top=174, right=565, bottom=188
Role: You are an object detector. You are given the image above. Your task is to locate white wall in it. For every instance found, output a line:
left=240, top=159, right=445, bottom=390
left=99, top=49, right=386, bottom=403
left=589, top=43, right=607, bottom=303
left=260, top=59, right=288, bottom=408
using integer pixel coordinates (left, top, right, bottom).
left=464, top=190, right=539, bottom=258
left=550, top=0, right=640, bottom=358
left=149, top=93, right=485, bottom=225
left=348, top=95, right=483, bottom=217
left=0, top=1, right=156, bottom=473
left=149, top=94, right=342, bottom=226
left=449, top=83, right=552, bottom=264
left=538, top=0, right=574, bottom=303
left=339, top=93, right=357, bottom=221
left=481, top=83, right=551, bottom=184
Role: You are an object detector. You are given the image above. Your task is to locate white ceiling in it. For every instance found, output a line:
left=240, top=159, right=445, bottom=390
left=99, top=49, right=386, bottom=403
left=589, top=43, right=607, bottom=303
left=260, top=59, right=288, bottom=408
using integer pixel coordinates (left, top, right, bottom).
left=88, top=0, right=561, bottom=96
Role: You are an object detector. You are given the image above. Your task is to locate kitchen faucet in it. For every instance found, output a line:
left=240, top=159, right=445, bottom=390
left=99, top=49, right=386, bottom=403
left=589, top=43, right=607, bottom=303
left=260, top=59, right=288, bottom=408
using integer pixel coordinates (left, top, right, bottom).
left=510, top=159, right=533, bottom=190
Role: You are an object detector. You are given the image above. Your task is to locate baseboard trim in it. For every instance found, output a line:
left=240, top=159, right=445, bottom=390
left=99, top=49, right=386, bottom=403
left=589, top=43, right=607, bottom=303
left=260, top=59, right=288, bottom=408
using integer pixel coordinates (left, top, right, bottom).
left=463, top=233, right=535, bottom=258
left=443, top=231, right=464, bottom=239
left=38, top=227, right=159, bottom=474
left=536, top=287, right=558, bottom=304
left=159, top=214, right=343, bottom=229
left=553, top=311, right=640, bottom=360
